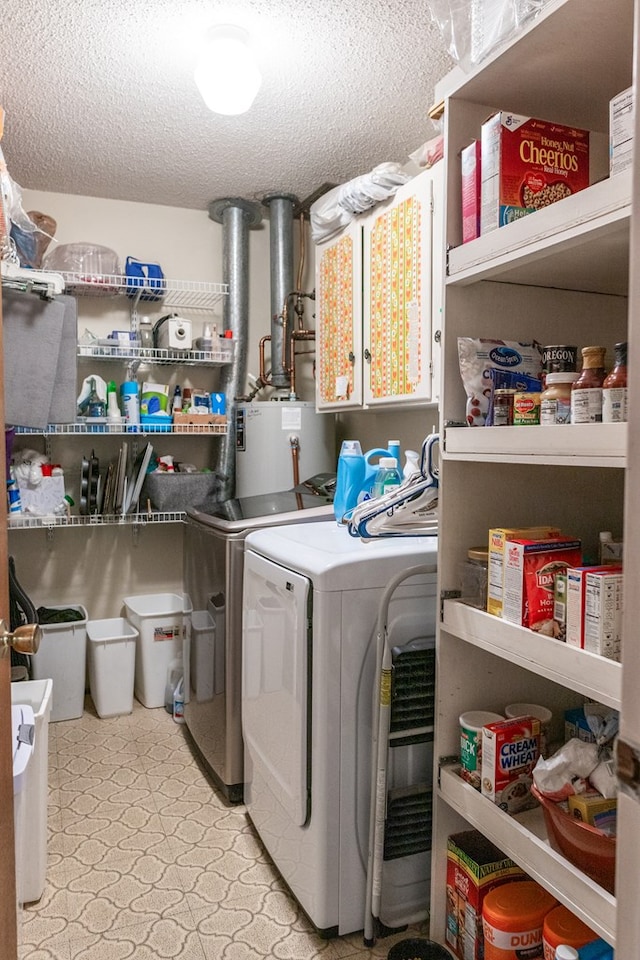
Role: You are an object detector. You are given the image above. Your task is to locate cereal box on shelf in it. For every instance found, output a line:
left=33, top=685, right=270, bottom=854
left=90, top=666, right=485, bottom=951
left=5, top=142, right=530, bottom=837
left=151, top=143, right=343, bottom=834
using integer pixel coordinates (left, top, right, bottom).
left=610, top=87, right=634, bottom=176
left=446, top=830, right=526, bottom=960
left=502, top=538, right=582, bottom=632
left=481, top=112, right=591, bottom=234
left=488, top=527, right=562, bottom=618
left=461, top=140, right=482, bottom=243
left=584, top=569, right=624, bottom=660
left=566, top=566, right=622, bottom=649
left=481, top=716, right=541, bottom=813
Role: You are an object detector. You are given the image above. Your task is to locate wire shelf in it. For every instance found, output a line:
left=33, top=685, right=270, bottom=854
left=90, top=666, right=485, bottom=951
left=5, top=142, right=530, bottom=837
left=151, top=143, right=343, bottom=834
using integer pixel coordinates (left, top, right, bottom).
left=14, top=422, right=227, bottom=436
left=59, top=273, right=228, bottom=309
left=8, top=511, right=186, bottom=530
left=77, top=343, right=234, bottom=365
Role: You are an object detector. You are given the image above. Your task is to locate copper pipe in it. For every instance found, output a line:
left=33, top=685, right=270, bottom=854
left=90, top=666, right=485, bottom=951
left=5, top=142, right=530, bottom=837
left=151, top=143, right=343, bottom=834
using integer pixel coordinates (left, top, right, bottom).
left=288, top=327, right=316, bottom=397
left=289, top=435, right=300, bottom=487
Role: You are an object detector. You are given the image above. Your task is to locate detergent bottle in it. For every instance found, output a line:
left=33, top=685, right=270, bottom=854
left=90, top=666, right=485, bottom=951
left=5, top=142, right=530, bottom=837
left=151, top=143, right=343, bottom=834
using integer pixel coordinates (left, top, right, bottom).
left=333, top=440, right=365, bottom=522
left=361, top=447, right=395, bottom=501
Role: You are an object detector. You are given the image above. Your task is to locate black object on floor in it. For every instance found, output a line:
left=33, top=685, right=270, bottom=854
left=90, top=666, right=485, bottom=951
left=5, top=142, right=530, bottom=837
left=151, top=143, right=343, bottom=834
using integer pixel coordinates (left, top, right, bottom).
left=387, top=939, right=453, bottom=960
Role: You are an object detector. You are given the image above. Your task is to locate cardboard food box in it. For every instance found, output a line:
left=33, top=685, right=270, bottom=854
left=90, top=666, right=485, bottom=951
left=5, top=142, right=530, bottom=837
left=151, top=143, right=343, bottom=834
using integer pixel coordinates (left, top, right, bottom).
left=568, top=793, right=617, bottom=830
left=502, top=538, right=582, bottom=631
left=610, top=86, right=634, bottom=176
left=566, top=566, right=622, bottom=649
left=461, top=141, right=482, bottom=244
left=481, top=112, right=591, bottom=234
left=487, top=527, right=562, bottom=618
left=172, top=412, right=227, bottom=433
left=481, top=716, right=541, bottom=813
left=446, top=830, right=526, bottom=960
left=584, top=569, right=624, bottom=660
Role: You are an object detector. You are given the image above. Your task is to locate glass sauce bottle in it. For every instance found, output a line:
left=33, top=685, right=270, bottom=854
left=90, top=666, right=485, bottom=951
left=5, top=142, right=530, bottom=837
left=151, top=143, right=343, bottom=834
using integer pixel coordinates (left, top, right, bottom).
left=602, top=341, right=627, bottom=423
left=571, top=346, right=606, bottom=423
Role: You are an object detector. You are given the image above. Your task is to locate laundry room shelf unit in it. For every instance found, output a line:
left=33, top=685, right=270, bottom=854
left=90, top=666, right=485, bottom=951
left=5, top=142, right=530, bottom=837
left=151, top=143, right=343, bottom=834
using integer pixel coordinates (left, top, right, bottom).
left=14, top=422, right=227, bottom=436
left=431, top=0, right=636, bottom=955
left=8, top=511, right=185, bottom=530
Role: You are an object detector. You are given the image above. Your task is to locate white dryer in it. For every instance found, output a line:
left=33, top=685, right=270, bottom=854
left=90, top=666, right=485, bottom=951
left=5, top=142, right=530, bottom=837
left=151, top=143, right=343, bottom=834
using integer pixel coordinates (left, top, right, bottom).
left=242, top=520, right=438, bottom=937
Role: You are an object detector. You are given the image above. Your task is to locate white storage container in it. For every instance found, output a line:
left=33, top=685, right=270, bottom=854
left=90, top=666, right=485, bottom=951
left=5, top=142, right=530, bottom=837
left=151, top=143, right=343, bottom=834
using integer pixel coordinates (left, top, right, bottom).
left=11, top=701, right=34, bottom=918
left=87, top=619, right=137, bottom=718
left=123, top=594, right=185, bottom=708
left=32, top=605, right=88, bottom=721
left=11, top=679, right=53, bottom=903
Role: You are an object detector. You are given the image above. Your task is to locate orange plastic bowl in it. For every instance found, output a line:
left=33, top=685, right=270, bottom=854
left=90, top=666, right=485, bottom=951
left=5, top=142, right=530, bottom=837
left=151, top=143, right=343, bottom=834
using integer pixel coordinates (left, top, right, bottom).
left=531, top=784, right=616, bottom=894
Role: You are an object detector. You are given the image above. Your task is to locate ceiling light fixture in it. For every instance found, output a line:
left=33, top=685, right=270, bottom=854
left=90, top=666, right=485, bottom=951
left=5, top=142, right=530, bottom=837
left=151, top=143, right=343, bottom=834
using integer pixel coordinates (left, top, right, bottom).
left=194, top=24, right=262, bottom=116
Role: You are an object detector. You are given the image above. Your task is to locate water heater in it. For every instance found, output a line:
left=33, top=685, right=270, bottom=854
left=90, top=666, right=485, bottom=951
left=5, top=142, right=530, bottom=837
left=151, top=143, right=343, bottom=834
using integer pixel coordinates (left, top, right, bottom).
left=235, top=402, right=335, bottom=497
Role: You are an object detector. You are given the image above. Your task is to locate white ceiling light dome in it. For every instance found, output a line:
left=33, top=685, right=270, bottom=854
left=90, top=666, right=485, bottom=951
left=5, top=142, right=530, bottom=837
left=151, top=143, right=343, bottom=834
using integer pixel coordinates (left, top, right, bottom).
left=194, top=24, right=262, bottom=116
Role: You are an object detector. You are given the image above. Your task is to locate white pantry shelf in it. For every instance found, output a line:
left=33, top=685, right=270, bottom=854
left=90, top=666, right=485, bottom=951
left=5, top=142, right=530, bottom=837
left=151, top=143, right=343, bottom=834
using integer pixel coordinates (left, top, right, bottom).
left=443, top=423, right=626, bottom=467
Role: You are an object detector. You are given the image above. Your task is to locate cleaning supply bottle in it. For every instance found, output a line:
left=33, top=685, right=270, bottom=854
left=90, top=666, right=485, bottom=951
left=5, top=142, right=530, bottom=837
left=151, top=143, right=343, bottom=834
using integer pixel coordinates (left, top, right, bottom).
left=372, top=457, right=402, bottom=498
left=173, top=676, right=185, bottom=723
left=362, top=447, right=396, bottom=500
left=87, top=377, right=106, bottom=418
left=333, top=440, right=365, bottom=522
left=165, top=658, right=183, bottom=713
left=120, top=381, right=140, bottom=429
left=387, top=440, right=401, bottom=464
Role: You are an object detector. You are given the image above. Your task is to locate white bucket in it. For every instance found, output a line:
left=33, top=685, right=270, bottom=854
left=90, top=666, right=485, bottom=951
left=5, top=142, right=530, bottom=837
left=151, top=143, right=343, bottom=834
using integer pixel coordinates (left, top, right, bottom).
left=87, top=619, right=138, bottom=718
left=32, top=605, right=88, bottom=722
left=123, top=594, right=185, bottom=708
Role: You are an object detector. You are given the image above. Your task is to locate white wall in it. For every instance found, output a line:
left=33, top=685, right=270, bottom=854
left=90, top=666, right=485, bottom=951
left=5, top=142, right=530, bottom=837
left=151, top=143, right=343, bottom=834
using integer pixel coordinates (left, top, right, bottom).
left=8, top=190, right=430, bottom=622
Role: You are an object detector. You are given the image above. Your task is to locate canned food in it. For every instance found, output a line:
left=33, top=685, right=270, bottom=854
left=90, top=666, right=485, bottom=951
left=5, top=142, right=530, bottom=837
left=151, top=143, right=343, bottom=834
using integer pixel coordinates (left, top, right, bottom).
left=513, top=392, right=541, bottom=425
left=542, top=345, right=578, bottom=374
left=493, top=388, right=515, bottom=426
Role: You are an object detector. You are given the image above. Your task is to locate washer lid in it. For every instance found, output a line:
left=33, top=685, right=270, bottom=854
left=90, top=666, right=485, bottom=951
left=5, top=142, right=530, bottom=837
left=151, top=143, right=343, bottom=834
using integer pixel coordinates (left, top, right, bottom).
left=187, top=490, right=333, bottom=531
left=245, top=520, right=438, bottom=589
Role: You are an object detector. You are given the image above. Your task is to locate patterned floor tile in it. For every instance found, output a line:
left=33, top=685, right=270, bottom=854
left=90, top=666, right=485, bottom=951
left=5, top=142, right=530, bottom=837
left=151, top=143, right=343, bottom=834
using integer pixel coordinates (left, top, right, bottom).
left=67, top=913, right=205, bottom=960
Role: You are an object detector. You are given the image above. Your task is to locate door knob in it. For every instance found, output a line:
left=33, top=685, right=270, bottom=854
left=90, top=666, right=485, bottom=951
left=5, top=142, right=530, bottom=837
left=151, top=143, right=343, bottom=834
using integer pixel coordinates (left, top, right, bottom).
left=0, top=620, right=41, bottom=655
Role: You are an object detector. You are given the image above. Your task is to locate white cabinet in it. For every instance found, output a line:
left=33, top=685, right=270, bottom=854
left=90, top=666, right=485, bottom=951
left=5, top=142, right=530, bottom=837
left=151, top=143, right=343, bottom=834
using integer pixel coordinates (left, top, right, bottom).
left=431, top=0, right=635, bottom=953
left=315, top=166, right=443, bottom=411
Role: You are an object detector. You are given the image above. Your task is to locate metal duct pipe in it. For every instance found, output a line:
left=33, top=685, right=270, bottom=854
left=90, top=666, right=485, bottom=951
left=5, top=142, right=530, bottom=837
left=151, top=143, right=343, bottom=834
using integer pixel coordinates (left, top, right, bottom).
left=208, top=197, right=262, bottom=501
left=262, top=193, right=298, bottom=389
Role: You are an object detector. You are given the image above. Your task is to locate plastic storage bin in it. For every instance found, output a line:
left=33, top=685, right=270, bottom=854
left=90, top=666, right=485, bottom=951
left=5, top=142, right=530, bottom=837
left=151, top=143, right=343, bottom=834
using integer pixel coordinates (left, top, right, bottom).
left=87, top=619, right=138, bottom=718
left=32, top=606, right=88, bottom=721
left=11, top=679, right=53, bottom=903
left=123, top=594, right=185, bottom=708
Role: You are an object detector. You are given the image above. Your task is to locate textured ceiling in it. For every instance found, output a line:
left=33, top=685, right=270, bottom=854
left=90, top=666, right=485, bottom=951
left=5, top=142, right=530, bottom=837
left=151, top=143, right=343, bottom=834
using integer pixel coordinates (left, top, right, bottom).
left=0, top=0, right=453, bottom=211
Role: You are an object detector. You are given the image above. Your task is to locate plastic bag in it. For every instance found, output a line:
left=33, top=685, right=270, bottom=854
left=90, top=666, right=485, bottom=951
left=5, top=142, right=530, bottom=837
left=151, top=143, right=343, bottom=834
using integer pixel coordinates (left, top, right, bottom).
left=409, top=134, right=445, bottom=169
left=532, top=739, right=599, bottom=801
left=311, top=163, right=412, bottom=243
left=457, top=338, right=542, bottom=426
left=427, top=0, right=550, bottom=70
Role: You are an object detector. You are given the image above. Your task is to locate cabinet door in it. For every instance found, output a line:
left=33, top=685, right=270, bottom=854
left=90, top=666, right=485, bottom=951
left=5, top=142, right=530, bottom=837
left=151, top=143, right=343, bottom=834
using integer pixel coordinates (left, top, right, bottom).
left=363, top=167, right=439, bottom=407
left=315, top=220, right=363, bottom=410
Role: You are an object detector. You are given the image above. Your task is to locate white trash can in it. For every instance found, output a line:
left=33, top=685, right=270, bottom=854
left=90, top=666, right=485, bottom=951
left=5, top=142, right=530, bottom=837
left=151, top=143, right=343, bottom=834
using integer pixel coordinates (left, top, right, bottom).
left=11, top=679, right=52, bottom=904
left=11, top=701, right=35, bottom=914
left=32, top=606, right=88, bottom=721
left=87, top=619, right=138, bottom=718
left=123, top=594, right=185, bottom=708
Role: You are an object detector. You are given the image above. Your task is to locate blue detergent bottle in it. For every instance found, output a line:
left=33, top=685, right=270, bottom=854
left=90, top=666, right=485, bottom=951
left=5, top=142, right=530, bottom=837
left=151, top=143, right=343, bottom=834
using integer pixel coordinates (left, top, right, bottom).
left=361, top=447, right=395, bottom=501
left=333, top=440, right=365, bottom=522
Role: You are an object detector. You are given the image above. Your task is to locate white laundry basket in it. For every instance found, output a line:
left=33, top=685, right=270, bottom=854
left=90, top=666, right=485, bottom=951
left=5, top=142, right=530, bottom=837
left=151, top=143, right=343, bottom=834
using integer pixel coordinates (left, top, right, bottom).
left=11, top=679, right=53, bottom=904
left=123, top=594, right=185, bottom=708
left=87, top=619, right=137, bottom=718
left=32, top=606, right=88, bottom=721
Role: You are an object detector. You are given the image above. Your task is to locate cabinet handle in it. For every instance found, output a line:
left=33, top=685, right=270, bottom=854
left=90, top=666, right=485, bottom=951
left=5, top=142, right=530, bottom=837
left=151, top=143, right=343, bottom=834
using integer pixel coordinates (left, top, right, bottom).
left=434, top=329, right=442, bottom=344
left=363, top=348, right=371, bottom=362
left=348, top=351, right=355, bottom=364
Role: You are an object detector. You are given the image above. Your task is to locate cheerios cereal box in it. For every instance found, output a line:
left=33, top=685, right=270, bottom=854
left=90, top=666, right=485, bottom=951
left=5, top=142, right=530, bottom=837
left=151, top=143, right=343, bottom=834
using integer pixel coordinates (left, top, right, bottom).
left=481, top=113, right=591, bottom=234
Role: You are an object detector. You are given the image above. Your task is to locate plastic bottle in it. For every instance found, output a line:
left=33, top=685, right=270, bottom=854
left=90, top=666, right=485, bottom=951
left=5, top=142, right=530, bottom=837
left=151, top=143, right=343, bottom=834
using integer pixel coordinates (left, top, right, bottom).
left=333, top=440, right=365, bottom=522
left=555, top=948, right=580, bottom=960
left=171, top=385, right=182, bottom=416
left=53, top=495, right=74, bottom=517
left=362, top=447, right=395, bottom=500
left=165, top=658, right=183, bottom=713
left=387, top=440, right=401, bottom=464
left=602, top=340, right=627, bottom=423
left=173, top=677, right=185, bottom=723
left=372, top=457, right=402, bottom=498
left=7, top=467, right=22, bottom=516
left=120, top=381, right=140, bottom=429
left=87, top=377, right=106, bottom=418
left=403, top=449, right=420, bottom=480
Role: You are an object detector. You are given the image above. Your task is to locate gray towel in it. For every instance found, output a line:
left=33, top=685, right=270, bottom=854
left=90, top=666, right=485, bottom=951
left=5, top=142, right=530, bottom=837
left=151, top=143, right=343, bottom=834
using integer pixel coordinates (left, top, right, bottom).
left=2, top=289, right=78, bottom=428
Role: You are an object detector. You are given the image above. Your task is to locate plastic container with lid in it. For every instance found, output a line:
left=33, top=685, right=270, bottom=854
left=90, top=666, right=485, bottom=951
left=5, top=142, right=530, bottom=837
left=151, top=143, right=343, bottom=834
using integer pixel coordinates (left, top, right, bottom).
left=460, top=546, right=489, bottom=609
left=540, top=372, right=579, bottom=425
left=542, top=905, right=597, bottom=960
left=482, top=880, right=557, bottom=960
left=459, top=710, right=504, bottom=790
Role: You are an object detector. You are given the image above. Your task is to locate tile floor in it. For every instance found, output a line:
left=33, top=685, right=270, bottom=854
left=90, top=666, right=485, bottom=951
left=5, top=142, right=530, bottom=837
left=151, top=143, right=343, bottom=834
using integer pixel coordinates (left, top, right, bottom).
left=19, top=697, right=428, bottom=959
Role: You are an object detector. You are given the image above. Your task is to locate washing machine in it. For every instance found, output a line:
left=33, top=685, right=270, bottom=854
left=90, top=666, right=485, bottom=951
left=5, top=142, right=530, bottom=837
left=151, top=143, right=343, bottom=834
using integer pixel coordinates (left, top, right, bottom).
left=183, top=485, right=334, bottom=803
left=242, top=520, right=438, bottom=937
